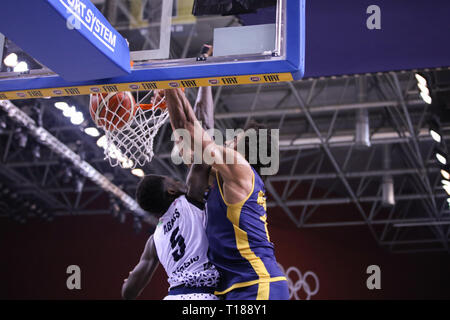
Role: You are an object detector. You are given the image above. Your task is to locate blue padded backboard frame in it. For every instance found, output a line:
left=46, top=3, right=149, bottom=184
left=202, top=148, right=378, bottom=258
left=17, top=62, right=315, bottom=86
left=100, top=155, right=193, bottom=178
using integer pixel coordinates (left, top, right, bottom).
left=0, top=0, right=131, bottom=82
left=0, top=0, right=306, bottom=97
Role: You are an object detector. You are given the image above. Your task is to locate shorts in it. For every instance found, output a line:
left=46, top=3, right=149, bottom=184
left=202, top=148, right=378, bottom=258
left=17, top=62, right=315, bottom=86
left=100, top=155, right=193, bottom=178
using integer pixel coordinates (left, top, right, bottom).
left=164, top=285, right=219, bottom=300
left=223, top=280, right=289, bottom=300
left=163, top=293, right=219, bottom=300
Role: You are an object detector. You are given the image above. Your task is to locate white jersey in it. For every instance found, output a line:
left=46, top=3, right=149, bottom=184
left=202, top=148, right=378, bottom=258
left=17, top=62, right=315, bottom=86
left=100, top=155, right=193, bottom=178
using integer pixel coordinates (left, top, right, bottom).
left=153, top=195, right=219, bottom=289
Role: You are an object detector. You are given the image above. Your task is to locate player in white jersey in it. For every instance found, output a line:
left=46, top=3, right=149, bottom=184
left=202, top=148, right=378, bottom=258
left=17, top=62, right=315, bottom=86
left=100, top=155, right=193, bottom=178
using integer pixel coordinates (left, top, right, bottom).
left=121, top=172, right=220, bottom=300
left=121, top=46, right=219, bottom=300
left=121, top=94, right=218, bottom=299
left=154, top=191, right=219, bottom=300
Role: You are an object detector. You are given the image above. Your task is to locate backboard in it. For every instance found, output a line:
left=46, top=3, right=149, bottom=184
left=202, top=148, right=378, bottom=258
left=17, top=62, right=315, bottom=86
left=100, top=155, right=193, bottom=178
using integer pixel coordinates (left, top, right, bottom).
left=0, top=0, right=305, bottom=100
left=121, top=0, right=281, bottom=61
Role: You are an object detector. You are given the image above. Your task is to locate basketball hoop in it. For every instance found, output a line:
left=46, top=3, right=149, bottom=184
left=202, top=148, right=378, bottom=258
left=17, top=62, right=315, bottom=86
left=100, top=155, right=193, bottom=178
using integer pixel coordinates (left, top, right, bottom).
left=89, top=90, right=169, bottom=169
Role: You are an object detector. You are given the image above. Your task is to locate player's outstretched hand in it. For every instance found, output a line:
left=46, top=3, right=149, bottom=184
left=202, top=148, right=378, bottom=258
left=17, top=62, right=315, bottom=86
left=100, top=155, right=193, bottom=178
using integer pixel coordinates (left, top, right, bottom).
left=152, top=89, right=165, bottom=107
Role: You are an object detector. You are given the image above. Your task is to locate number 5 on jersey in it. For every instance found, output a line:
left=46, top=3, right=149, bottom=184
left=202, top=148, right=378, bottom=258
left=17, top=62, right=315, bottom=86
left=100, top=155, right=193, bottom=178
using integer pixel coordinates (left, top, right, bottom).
left=170, top=226, right=186, bottom=261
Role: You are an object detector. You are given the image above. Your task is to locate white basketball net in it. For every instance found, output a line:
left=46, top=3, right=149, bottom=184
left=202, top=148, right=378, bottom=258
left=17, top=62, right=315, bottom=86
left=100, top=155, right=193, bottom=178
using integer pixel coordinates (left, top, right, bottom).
left=90, top=91, right=169, bottom=169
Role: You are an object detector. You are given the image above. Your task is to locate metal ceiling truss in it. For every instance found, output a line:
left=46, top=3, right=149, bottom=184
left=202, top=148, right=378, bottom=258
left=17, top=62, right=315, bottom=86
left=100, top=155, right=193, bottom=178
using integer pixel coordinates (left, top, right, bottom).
left=260, top=73, right=449, bottom=254
left=2, top=70, right=448, bottom=253
left=1, top=0, right=449, bottom=252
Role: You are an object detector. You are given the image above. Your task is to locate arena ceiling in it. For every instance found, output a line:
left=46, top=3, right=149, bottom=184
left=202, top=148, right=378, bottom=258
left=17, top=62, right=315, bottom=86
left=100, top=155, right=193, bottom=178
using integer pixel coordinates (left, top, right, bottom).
left=0, top=0, right=449, bottom=254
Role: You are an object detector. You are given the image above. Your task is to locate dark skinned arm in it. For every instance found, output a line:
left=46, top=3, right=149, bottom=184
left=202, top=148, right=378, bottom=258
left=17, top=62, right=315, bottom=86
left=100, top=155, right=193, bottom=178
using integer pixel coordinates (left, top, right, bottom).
left=154, top=86, right=214, bottom=203
left=185, top=86, right=214, bottom=203
left=121, top=235, right=159, bottom=300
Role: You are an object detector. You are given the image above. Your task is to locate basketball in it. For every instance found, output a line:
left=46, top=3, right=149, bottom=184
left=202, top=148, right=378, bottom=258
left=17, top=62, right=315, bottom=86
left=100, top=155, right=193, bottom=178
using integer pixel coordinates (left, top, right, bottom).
left=89, top=92, right=137, bottom=131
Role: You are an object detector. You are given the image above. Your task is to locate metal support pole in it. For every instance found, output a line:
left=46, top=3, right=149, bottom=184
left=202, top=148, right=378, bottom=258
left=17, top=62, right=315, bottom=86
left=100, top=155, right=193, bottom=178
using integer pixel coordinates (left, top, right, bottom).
left=355, top=76, right=371, bottom=149
left=382, top=145, right=395, bottom=206
left=0, top=32, right=5, bottom=65
left=355, top=108, right=371, bottom=149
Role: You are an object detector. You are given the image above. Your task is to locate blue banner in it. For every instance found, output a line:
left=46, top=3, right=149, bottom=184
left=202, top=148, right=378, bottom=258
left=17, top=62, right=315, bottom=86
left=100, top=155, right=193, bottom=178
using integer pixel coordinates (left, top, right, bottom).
left=0, top=0, right=130, bottom=81
left=304, top=0, right=450, bottom=77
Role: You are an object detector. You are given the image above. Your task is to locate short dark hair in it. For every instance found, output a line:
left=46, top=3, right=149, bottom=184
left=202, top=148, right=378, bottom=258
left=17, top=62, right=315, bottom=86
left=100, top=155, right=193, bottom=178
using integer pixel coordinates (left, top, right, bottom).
left=241, top=120, right=272, bottom=177
left=136, top=175, right=172, bottom=215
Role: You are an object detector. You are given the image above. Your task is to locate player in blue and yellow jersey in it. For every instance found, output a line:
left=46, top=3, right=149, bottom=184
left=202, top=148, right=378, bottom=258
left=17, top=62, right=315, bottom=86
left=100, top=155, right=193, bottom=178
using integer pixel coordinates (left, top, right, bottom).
left=163, top=88, right=289, bottom=300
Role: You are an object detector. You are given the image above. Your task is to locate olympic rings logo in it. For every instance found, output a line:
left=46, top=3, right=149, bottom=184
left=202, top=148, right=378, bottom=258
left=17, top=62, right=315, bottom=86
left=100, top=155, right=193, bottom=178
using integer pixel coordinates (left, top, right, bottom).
left=278, top=263, right=320, bottom=300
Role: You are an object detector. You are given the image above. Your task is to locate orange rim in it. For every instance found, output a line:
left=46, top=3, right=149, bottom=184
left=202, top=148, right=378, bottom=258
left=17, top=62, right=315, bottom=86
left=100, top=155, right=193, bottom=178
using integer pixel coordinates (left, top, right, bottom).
left=137, top=102, right=167, bottom=110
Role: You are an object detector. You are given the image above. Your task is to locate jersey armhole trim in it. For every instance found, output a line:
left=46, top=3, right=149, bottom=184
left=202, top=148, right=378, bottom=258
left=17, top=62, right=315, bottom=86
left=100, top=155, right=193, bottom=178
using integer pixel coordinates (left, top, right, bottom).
left=185, top=195, right=205, bottom=210
left=216, top=170, right=255, bottom=208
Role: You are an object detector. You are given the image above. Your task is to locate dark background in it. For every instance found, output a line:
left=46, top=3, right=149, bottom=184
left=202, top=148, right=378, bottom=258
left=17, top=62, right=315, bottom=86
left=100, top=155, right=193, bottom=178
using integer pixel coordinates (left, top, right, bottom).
left=1, top=204, right=449, bottom=300
left=303, top=0, right=450, bottom=77
left=1, top=0, right=450, bottom=301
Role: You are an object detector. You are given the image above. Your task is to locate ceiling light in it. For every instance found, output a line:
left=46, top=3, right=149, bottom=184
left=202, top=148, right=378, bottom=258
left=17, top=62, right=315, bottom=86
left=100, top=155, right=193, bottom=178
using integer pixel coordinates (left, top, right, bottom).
left=418, top=83, right=430, bottom=96
left=63, top=106, right=77, bottom=118
left=420, top=91, right=432, bottom=104
left=54, top=102, right=69, bottom=111
left=121, top=159, right=134, bottom=169
left=32, top=145, right=41, bottom=159
left=429, top=129, right=441, bottom=143
left=70, top=111, right=84, bottom=125
left=444, top=185, right=450, bottom=196
left=131, top=168, right=145, bottom=177
left=436, top=153, right=447, bottom=165
left=96, top=135, right=107, bottom=148
left=4, top=53, right=18, bottom=67
left=13, top=61, right=28, bottom=72
left=441, top=169, right=450, bottom=180
left=415, top=73, right=427, bottom=86
left=84, top=127, right=100, bottom=137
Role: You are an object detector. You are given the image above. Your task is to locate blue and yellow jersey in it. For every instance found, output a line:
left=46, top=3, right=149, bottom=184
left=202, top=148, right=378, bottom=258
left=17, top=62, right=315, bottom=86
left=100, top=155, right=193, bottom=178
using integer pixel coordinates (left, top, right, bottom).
left=206, top=167, right=286, bottom=297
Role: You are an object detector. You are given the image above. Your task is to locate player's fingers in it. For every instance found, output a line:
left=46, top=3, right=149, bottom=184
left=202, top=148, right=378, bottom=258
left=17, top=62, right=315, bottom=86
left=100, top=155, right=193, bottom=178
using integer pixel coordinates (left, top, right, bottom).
left=153, top=89, right=162, bottom=98
left=205, top=44, right=213, bottom=57
left=153, top=90, right=165, bottom=105
left=174, top=88, right=185, bottom=100
left=154, top=95, right=163, bottom=106
left=163, top=89, right=176, bottom=99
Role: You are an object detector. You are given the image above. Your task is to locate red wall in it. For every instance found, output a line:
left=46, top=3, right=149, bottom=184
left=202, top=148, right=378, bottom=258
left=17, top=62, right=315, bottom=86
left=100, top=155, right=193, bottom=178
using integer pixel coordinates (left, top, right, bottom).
left=1, top=212, right=449, bottom=300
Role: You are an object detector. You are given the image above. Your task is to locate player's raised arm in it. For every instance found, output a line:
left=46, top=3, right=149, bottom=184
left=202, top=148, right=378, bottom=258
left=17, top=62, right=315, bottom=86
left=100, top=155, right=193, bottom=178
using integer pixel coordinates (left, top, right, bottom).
left=121, top=235, right=159, bottom=300
left=193, top=86, right=214, bottom=131
left=164, top=89, right=254, bottom=205
left=186, top=86, right=214, bottom=203
left=193, top=45, right=214, bottom=131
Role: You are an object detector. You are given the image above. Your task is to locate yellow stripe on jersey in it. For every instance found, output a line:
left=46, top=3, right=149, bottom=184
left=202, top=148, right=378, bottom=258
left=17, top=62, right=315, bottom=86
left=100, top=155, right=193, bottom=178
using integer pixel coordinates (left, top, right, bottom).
left=257, top=282, right=270, bottom=300
left=260, top=214, right=271, bottom=243
left=216, top=171, right=281, bottom=299
left=213, top=276, right=287, bottom=296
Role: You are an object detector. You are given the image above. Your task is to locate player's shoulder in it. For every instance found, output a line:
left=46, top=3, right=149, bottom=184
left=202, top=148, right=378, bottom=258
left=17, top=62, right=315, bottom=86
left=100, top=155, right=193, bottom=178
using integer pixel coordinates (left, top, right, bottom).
left=172, top=195, right=187, bottom=208
left=162, top=195, right=205, bottom=217
left=175, top=195, right=205, bottom=215
left=158, top=196, right=185, bottom=220
left=156, top=197, right=188, bottom=232
left=168, top=195, right=193, bottom=214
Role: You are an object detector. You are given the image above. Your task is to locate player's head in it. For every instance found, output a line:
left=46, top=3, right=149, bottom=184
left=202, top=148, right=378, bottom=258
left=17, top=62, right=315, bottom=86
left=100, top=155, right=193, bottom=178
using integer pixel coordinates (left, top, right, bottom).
left=225, top=120, right=273, bottom=177
left=136, top=175, right=186, bottom=216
